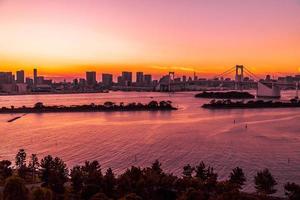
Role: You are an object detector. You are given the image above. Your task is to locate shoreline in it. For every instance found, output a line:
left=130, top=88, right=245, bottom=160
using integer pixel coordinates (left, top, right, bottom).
left=0, top=90, right=110, bottom=96
left=0, top=89, right=247, bottom=97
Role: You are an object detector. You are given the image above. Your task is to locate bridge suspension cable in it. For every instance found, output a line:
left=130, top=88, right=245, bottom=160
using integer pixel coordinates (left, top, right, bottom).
left=243, top=71, right=257, bottom=81
left=214, top=66, right=235, bottom=79
left=213, top=65, right=261, bottom=81
left=243, top=67, right=261, bottom=81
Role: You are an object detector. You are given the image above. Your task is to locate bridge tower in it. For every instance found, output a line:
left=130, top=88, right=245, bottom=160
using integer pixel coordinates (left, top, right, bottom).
left=235, top=65, right=244, bottom=82
left=235, top=65, right=244, bottom=90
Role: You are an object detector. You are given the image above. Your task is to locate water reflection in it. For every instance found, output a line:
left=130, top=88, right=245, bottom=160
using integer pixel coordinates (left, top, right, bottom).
left=0, top=91, right=299, bottom=195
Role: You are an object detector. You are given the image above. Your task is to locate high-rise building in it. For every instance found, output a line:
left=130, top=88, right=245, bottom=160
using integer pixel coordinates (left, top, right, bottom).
left=136, top=72, right=144, bottom=85
left=26, top=77, right=34, bottom=86
left=0, top=72, right=13, bottom=84
left=79, top=78, right=86, bottom=86
left=33, top=68, right=38, bottom=85
left=43, top=79, right=52, bottom=85
left=12, top=75, right=16, bottom=84
left=144, top=74, right=152, bottom=86
left=36, top=76, right=45, bottom=85
left=102, top=73, right=113, bottom=87
left=117, top=76, right=123, bottom=85
left=16, top=70, right=25, bottom=83
left=122, top=71, right=132, bottom=86
left=73, top=78, right=79, bottom=86
left=86, top=71, right=97, bottom=86
left=174, top=78, right=181, bottom=83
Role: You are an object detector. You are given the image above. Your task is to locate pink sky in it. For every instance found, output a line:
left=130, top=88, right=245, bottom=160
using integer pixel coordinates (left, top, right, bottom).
left=0, top=0, right=300, bottom=78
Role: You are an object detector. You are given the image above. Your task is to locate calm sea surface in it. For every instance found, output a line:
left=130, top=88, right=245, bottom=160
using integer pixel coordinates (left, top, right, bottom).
left=0, top=91, right=299, bottom=195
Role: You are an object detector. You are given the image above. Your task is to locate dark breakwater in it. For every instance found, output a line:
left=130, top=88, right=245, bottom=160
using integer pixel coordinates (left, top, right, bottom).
left=202, top=99, right=300, bottom=109
left=195, top=91, right=255, bottom=99
left=0, top=101, right=177, bottom=114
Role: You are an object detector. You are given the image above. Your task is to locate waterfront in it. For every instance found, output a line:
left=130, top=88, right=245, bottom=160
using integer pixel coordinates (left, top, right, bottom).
left=0, top=91, right=299, bottom=195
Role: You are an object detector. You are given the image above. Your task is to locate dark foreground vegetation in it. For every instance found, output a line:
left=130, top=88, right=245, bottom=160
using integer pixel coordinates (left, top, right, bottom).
left=195, top=91, right=255, bottom=99
left=0, top=101, right=176, bottom=114
left=0, top=150, right=299, bottom=200
left=202, top=98, right=300, bottom=109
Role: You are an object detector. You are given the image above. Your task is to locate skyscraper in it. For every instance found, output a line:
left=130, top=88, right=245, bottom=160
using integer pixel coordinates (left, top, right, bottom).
left=117, top=76, right=123, bottom=85
left=102, top=73, right=113, bottom=87
left=0, top=72, right=13, bottom=84
left=136, top=72, right=144, bottom=85
left=16, top=70, right=25, bottom=83
left=86, top=71, right=97, bottom=86
left=36, top=76, right=45, bottom=85
left=26, top=77, right=33, bottom=86
left=33, top=68, right=38, bottom=85
left=144, top=74, right=152, bottom=86
left=122, top=71, right=132, bottom=86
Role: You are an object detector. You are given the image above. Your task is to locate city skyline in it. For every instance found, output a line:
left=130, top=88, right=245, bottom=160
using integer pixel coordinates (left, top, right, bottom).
left=1, top=0, right=300, bottom=77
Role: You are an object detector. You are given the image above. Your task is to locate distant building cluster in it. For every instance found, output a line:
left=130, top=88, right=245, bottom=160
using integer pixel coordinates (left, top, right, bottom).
left=80, top=71, right=155, bottom=91
left=0, top=69, right=53, bottom=94
left=1, top=67, right=300, bottom=94
left=0, top=69, right=157, bottom=94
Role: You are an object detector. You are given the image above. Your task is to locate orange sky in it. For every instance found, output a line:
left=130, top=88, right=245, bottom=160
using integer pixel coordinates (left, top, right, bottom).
left=0, top=0, right=300, bottom=79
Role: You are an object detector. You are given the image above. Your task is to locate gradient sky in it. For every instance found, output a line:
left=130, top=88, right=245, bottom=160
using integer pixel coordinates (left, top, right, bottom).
left=0, top=0, right=300, bottom=79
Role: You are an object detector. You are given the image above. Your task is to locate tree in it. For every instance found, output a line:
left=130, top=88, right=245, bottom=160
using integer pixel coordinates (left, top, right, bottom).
left=117, top=166, right=144, bottom=197
left=285, top=182, right=300, bottom=200
left=28, top=154, right=39, bottom=183
left=148, top=101, right=159, bottom=109
left=34, top=102, right=44, bottom=109
left=31, top=187, right=45, bottom=200
left=254, top=168, right=277, bottom=195
left=40, top=155, right=53, bottom=187
left=195, top=161, right=207, bottom=181
left=194, top=161, right=218, bottom=190
left=182, top=164, right=194, bottom=178
left=151, top=160, right=162, bottom=174
left=159, top=101, right=172, bottom=109
left=15, top=149, right=27, bottom=168
left=3, top=176, right=28, bottom=200
left=104, top=101, right=115, bottom=108
left=70, top=165, right=84, bottom=194
left=178, top=188, right=205, bottom=200
left=229, top=167, right=246, bottom=190
left=90, top=192, right=110, bottom=200
left=31, top=187, right=53, bottom=200
left=120, top=193, right=143, bottom=200
left=40, top=155, right=68, bottom=195
left=81, top=160, right=103, bottom=200
left=205, top=166, right=218, bottom=192
left=103, top=168, right=116, bottom=198
left=15, top=149, right=27, bottom=179
left=0, top=160, right=13, bottom=181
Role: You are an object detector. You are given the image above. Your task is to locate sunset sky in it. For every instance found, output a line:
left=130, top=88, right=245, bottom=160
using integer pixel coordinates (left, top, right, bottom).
left=0, top=0, right=300, bottom=79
